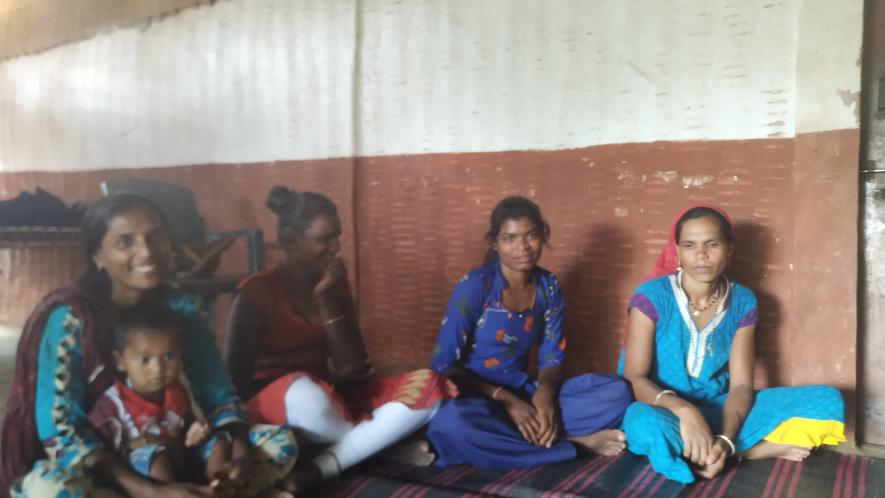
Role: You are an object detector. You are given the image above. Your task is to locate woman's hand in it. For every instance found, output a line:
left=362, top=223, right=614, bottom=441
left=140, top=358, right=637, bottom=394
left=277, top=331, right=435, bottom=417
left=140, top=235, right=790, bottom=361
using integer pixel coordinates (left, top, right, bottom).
left=674, top=403, right=714, bottom=465
left=208, top=455, right=251, bottom=497
left=314, top=257, right=347, bottom=296
left=696, top=438, right=730, bottom=479
left=87, top=448, right=217, bottom=498
left=531, top=387, right=561, bottom=448
left=208, top=426, right=252, bottom=494
left=499, top=392, right=541, bottom=445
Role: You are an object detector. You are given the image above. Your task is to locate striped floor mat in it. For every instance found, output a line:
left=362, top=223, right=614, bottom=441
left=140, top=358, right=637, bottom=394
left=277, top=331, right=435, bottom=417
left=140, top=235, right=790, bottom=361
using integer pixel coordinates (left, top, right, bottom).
left=324, top=450, right=881, bottom=497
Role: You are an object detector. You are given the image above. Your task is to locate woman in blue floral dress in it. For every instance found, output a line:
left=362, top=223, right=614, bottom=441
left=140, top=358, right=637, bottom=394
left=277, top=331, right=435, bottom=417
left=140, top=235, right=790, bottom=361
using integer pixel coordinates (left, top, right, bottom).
left=426, top=196, right=632, bottom=470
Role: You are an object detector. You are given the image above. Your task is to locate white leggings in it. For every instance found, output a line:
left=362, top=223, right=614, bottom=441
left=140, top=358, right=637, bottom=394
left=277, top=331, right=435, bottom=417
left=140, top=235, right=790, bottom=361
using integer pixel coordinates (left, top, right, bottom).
left=284, top=376, right=439, bottom=478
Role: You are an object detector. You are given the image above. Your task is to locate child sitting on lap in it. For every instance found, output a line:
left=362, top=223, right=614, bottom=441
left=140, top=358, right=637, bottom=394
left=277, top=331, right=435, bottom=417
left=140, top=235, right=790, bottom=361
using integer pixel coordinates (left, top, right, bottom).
left=88, top=301, right=231, bottom=483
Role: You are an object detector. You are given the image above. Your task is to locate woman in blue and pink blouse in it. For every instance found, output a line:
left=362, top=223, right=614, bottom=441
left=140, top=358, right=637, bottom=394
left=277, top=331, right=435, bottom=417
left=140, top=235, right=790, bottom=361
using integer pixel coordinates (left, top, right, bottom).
left=426, top=196, right=632, bottom=469
left=0, top=194, right=296, bottom=498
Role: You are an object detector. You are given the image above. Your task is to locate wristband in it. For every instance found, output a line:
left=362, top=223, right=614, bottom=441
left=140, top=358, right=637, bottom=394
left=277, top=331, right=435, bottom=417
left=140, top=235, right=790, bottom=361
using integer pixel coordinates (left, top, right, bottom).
left=491, top=386, right=504, bottom=400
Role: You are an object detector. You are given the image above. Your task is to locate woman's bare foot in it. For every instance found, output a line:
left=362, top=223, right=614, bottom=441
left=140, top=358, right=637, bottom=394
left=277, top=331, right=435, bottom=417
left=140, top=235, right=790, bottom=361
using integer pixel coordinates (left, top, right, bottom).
left=567, top=429, right=627, bottom=456
left=743, top=441, right=812, bottom=461
left=279, top=462, right=323, bottom=495
left=377, top=437, right=436, bottom=466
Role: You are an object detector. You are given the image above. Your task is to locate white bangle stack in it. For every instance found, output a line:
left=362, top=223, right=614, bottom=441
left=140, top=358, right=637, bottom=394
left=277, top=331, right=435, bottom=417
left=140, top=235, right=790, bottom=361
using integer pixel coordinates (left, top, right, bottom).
left=715, top=434, right=737, bottom=457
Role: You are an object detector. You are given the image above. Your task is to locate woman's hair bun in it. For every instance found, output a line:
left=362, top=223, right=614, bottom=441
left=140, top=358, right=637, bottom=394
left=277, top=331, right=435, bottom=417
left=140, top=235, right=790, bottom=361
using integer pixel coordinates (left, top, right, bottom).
left=266, top=186, right=300, bottom=215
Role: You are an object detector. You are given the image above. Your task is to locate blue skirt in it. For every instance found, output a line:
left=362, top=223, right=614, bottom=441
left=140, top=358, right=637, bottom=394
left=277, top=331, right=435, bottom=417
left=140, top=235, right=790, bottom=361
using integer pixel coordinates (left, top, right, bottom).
left=621, top=385, right=844, bottom=483
left=426, top=373, right=632, bottom=470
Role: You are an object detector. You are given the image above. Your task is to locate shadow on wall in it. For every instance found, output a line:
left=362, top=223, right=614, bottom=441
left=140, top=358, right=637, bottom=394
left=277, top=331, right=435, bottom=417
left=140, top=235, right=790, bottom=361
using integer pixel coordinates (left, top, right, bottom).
left=558, top=222, right=637, bottom=375
left=730, top=221, right=784, bottom=388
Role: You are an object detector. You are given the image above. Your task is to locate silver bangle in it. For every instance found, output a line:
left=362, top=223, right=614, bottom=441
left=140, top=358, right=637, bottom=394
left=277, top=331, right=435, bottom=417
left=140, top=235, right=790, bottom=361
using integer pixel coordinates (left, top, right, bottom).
left=654, top=389, right=676, bottom=406
left=715, top=434, right=737, bottom=457
left=322, top=315, right=346, bottom=327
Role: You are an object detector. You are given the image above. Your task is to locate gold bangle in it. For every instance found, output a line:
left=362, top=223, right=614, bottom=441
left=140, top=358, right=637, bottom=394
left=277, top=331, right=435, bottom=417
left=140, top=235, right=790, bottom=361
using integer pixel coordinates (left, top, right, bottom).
left=654, top=389, right=676, bottom=406
left=491, top=386, right=504, bottom=400
left=322, top=315, right=346, bottom=327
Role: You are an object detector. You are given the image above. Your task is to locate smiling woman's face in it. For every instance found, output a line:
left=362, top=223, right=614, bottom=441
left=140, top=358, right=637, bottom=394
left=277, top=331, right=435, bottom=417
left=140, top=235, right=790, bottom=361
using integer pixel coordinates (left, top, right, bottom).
left=92, top=207, right=171, bottom=304
left=283, top=212, right=342, bottom=275
left=676, top=216, right=730, bottom=285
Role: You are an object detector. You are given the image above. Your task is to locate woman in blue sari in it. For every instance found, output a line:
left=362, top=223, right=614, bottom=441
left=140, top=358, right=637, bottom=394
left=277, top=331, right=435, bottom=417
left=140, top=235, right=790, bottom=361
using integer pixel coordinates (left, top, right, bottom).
left=620, top=206, right=845, bottom=483
left=426, top=196, right=632, bottom=470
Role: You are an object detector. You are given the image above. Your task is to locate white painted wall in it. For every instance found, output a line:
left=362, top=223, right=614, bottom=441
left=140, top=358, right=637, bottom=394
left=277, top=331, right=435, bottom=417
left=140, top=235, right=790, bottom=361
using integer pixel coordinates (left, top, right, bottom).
left=359, top=0, right=801, bottom=154
left=794, top=0, right=864, bottom=133
left=0, top=0, right=357, bottom=172
left=0, top=0, right=863, bottom=172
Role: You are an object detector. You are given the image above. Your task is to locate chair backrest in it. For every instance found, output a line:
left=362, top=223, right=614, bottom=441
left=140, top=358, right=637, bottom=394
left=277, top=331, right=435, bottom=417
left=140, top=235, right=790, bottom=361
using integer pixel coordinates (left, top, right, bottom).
left=100, top=178, right=205, bottom=242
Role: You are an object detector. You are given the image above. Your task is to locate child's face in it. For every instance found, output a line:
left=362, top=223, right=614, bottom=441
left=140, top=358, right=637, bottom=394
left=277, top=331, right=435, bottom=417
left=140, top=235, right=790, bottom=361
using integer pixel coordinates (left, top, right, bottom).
left=113, top=328, right=182, bottom=399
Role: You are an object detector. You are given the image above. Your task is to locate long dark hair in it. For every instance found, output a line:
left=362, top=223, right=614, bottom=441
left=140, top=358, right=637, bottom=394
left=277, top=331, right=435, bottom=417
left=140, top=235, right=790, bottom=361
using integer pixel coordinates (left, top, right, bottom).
left=75, top=193, right=169, bottom=297
left=484, top=196, right=550, bottom=261
left=266, top=185, right=338, bottom=240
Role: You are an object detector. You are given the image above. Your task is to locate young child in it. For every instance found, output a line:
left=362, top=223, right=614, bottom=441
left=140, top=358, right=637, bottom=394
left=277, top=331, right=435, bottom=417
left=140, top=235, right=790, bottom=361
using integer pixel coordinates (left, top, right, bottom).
left=88, top=301, right=231, bottom=482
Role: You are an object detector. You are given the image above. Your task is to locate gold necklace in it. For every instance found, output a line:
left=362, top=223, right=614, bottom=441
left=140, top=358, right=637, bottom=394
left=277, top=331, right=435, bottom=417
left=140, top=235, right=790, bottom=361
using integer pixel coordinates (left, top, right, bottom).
left=688, top=286, right=720, bottom=317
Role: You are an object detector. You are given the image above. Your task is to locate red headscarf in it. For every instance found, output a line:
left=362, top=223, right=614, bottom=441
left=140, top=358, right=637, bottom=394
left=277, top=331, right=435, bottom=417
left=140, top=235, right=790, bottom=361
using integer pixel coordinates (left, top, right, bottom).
left=647, top=205, right=732, bottom=279
left=620, top=205, right=733, bottom=346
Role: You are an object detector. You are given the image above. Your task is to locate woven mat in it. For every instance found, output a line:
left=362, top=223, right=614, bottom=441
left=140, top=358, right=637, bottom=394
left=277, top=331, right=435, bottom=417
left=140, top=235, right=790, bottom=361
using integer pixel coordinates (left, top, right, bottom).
left=325, top=450, right=882, bottom=498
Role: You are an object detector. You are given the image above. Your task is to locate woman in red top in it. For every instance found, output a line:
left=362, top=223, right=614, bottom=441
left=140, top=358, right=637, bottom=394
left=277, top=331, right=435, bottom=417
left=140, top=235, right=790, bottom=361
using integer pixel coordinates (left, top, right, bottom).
left=226, top=186, right=448, bottom=492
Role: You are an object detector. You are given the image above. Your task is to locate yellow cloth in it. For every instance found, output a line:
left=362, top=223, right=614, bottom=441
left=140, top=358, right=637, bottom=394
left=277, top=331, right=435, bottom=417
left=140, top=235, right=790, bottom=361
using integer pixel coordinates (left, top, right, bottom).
left=763, top=417, right=846, bottom=447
